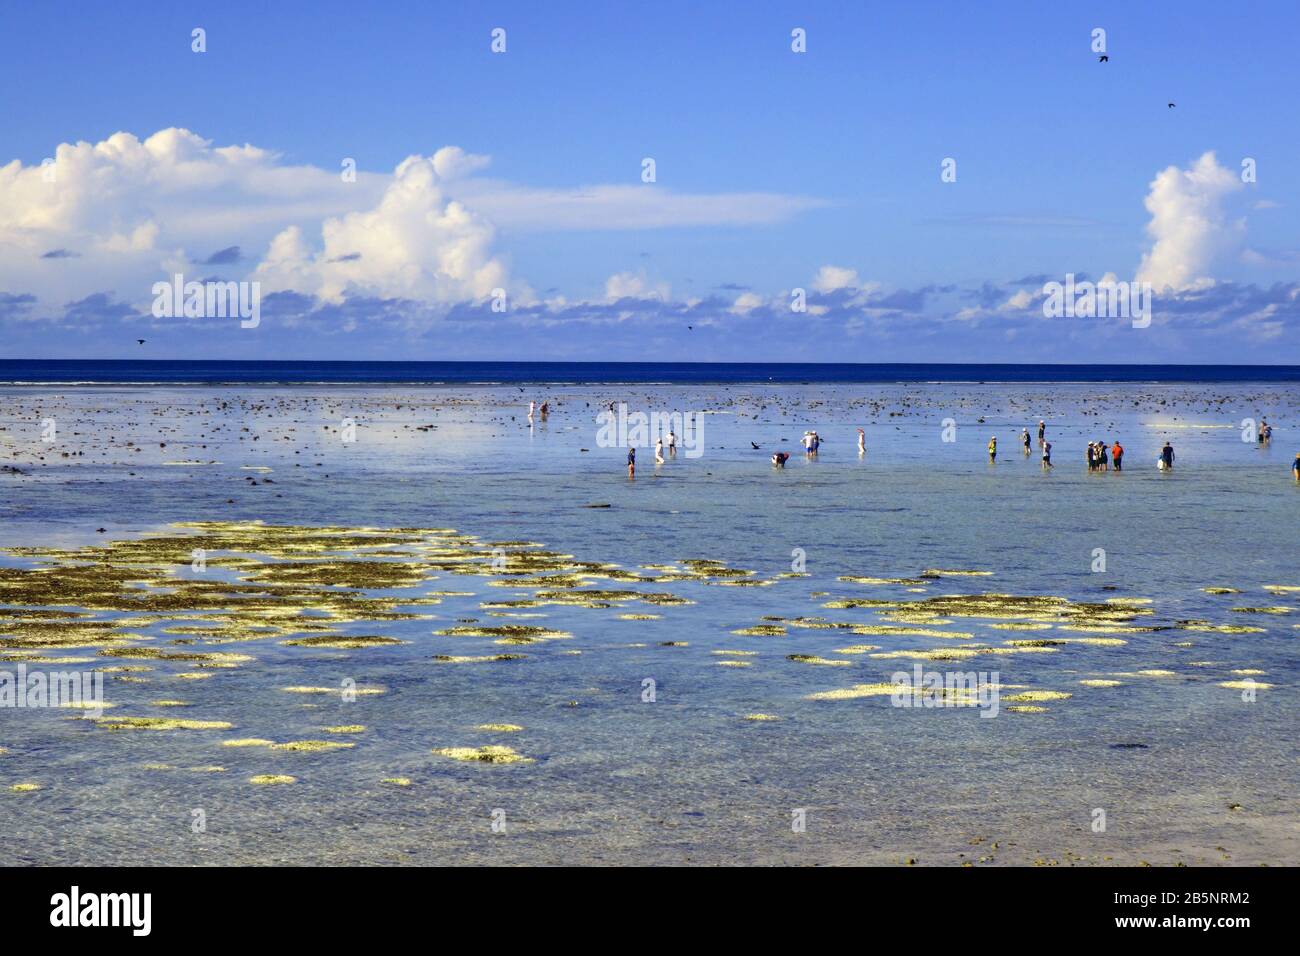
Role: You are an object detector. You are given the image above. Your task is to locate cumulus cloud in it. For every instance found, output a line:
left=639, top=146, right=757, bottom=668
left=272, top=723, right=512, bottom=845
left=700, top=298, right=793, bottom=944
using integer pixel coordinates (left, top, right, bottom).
left=1136, top=151, right=1245, bottom=292
left=0, top=127, right=377, bottom=306
left=603, top=271, right=670, bottom=301
left=811, top=265, right=862, bottom=293
left=0, top=128, right=824, bottom=320
left=253, top=154, right=511, bottom=305
left=729, top=291, right=764, bottom=315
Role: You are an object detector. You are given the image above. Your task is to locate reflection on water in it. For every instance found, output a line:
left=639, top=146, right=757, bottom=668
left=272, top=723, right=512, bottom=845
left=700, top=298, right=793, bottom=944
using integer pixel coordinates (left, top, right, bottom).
left=0, top=382, right=1296, bottom=865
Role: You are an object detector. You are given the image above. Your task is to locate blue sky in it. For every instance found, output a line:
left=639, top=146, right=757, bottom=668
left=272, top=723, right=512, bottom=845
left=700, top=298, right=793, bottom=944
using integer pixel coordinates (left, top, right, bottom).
left=1, top=0, right=1297, bottom=361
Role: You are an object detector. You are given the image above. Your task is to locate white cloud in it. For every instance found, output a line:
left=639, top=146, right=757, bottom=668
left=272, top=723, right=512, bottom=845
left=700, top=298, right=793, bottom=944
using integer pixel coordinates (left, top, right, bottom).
left=811, top=265, right=861, bottom=293
left=0, top=127, right=822, bottom=314
left=0, top=128, right=382, bottom=307
left=1136, top=151, right=1244, bottom=292
left=254, top=154, right=510, bottom=305
left=1000, top=288, right=1035, bottom=311
left=447, top=181, right=826, bottom=231
left=729, top=291, right=764, bottom=314
left=604, top=271, right=669, bottom=301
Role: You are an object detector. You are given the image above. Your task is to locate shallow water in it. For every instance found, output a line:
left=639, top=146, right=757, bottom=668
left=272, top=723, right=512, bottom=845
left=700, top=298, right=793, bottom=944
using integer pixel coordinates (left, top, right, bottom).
left=1, top=381, right=1296, bottom=865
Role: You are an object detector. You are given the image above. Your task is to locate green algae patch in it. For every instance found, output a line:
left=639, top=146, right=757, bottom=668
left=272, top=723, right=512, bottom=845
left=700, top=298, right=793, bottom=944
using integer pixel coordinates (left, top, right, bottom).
left=617, top=613, right=660, bottom=620
left=99, top=648, right=253, bottom=665
left=249, top=774, right=295, bottom=785
left=832, top=644, right=881, bottom=654
left=743, top=713, right=780, bottom=721
left=323, top=725, right=366, bottom=734
left=1202, top=587, right=1241, bottom=594
left=839, top=575, right=929, bottom=586
left=990, top=622, right=1054, bottom=631
left=1079, top=679, right=1123, bottom=688
left=476, top=723, right=523, bottom=732
left=436, top=624, right=570, bottom=641
left=850, top=624, right=974, bottom=639
left=533, top=588, right=692, bottom=609
left=269, top=740, right=355, bottom=752
left=1007, top=636, right=1126, bottom=648
left=222, top=738, right=274, bottom=748
left=1006, top=705, right=1048, bottom=714
left=1002, top=690, right=1071, bottom=702
left=825, top=592, right=1152, bottom=626
left=732, top=625, right=786, bottom=636
left=787, top=654, right=850, bottom=666
left=711, top=649, right=758, bottom=656
left=1219, top=680, right=1273, bottom=690
left=280, top=634, right=406, bottom=649
left=434, top=654, right=524, bottom=663
left=1176, top=620, right=1266, bottom=634
left=432, top=745, right=533, bottom=765
left=381, top=777, right=413, bottom=786
left=869, top=647, right=985, bottom=661
left=716, top=660, right=751, bottom=667
left=9, top=782, right=42, bottom=792
left=806, top=682, right=899, bottom=701
left=878, top=612, right=953, bottom=624
left=89, top=716, right=233, bottom=731
left=1230, top=606, right=1293, bottom=615
left=281, top=685, right=385, bottom=696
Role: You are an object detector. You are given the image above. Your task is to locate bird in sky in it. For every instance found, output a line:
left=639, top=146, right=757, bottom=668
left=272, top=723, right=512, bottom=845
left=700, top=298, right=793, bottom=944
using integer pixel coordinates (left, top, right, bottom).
left=136, top=339, right=145, bottom=345
left=1168, top=102, right=1176, bottom=108
left=1098, top=54, right=1108, bottom=62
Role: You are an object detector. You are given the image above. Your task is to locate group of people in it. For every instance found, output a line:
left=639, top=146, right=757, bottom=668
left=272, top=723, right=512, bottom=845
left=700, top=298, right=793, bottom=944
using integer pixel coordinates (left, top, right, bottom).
left=773, top=429, right=867, bottom=466
left=619, top=415, right=1296, bottom=480
left=1086, top=439, right=1125, bottom=471
left=1003, top=421, right=1055, bottom=468
left=526, top=400, right=549, bottom=424
left=626, top=429, right=677, bottom=475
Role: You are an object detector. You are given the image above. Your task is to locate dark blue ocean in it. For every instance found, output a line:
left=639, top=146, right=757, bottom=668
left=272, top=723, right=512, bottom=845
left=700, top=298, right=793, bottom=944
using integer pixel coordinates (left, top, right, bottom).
left=1, top=359, right=1299, bottom=385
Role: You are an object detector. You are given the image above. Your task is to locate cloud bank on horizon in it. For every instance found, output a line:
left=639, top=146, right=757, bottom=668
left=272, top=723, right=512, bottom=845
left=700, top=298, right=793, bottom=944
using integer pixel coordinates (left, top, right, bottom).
left=1, top=127, right=1296, bottom=363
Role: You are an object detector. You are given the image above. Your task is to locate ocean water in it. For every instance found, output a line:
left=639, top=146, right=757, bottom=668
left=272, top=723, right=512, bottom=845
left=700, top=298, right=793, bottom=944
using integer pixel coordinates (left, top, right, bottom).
left=3, top=358, right=1300, bottom=385
left=0, top=372, right=1296, bottom=865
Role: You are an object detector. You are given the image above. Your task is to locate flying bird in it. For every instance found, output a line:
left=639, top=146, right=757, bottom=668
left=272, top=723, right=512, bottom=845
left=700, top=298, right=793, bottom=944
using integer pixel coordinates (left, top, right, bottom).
left=1167, top=102, right=1176, bottom=108
left=1098, top=55, right=1108, bottom=62
left=750, top=441, right=760, bottom=450
left=136, top=339, right=145, bottom=345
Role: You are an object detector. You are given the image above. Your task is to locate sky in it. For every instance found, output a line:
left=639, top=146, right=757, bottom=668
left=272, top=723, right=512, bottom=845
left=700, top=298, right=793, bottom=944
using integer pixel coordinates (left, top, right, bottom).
left=1, top=0, right=1298, bottom=363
